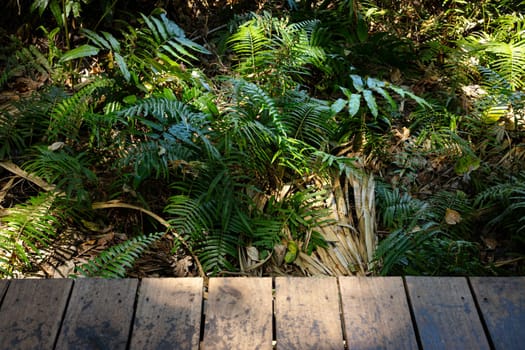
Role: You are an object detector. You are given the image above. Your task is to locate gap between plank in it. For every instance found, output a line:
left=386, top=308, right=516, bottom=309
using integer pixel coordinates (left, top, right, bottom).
left=466, top=277, right=496, bottom=350
left=52, top=279, right=75, bottom=350
left=125, top=278, right=142, bottom=350
left=336, top=277, right=349, bottom=350
left=402, top=277, right=424, bottom=350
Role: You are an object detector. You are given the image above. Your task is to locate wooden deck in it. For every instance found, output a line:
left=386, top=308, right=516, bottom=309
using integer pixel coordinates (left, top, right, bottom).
left=0, top=277, right=523, bottom=349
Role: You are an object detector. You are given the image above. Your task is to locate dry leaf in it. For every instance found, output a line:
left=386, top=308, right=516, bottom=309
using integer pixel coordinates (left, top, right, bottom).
left=246, top=246, right=259, bottom=261
left=48, top=141, right=66, bottom=151
left=174, top=256, right=193, bottom=277
left=445, top=208, right=462, bottom=225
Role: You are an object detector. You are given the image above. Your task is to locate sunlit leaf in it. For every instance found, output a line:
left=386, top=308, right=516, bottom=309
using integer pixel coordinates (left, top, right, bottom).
left=362, top=89, right=378, bottom=117
left=60, top=44, right=99, bottom=62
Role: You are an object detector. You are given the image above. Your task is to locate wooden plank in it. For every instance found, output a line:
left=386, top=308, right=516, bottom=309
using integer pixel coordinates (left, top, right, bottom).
left=0, top=279, right=72, bottom=349
left=55, top=278, right=138, bottom=350
left=470, top=277, right=525, bottom=350
left=202, top=277, right=272, bottom=350
left=405, top=276, right=490, bottom=350
left=339, top=277, right=418, bottom=350
left=274, top=277, right=343, bottom=349
left=130, top=278, right=203, bottom=350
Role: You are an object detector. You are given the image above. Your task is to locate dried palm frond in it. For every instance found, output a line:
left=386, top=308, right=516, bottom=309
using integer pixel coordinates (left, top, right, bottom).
left=295, top=171, right=377, bottom=276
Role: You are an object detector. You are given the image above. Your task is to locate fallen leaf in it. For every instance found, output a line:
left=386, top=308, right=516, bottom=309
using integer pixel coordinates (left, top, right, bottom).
left=48, top=141, right=66, bottom=151
left=445, top=208, right=462, bottom=225
left=246, top=246, right=259, bottom=261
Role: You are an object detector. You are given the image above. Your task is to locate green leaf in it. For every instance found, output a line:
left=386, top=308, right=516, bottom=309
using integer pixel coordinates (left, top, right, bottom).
left=30, top=0, right=50, bottom=15
left=49, top=0, right=63, bottom=27
left=350, top=74, right=364, bottom=92
left=60, top=44, right=99, bottom=62
left=114, top=52, right=130, bottom=81
left=363, top=89, right=378, bottom=117
left=356, top=17, right=369, bottom=43
left=331, top=98, right=347, bottom=114
left=348, top=93, right=361, bottom=117
left=367, top=78, right=397, bottom=110
left=284, top=241, right=298, bottom=263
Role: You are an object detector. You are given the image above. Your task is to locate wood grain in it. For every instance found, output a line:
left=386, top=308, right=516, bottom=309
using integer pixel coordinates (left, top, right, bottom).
left=202, top=277, right=272, bottom=350
left=0, top=279, right=72, bottom=349
left=470, top=277, right=525, bottom=350
left=405, top=276, right=490, bottom=350
left=130, top=278, right=203, bottom=350
left=55, top=278, right=138, bottom=350
left=339, top=277, right=418, bottom=350
left=274, top=277, right=344, bottom=350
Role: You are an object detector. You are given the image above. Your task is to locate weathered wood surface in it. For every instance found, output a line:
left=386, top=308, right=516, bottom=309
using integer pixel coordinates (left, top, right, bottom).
left=275, top=277, right=343, bottom=349
left=0, top=279, right=72, bottom=349
left=55, top=278, right=138, bottom=350
left=130, top=278, right=203, bottom=350
left=339, top=277, right=418, bottom=350
left=0, top=277, right=521, bottom=349
left=202, top=277, right=272, bottom=350
left=405, top=276, right=490, bottom=350
left=470, top=277, right=525, bottom=350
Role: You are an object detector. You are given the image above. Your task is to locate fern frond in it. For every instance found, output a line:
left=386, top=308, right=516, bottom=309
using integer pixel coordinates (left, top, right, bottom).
left=0, top=193, right=61, bottom=277
left=23, top=147, right=97, bottom=204
left=76, top=231, right=165, bottom=278
left=115, top=96, right=219, bottom=182
left=376, top=185, right=430, bottom=230
left=138, top=13, right=209, bottom=65
left=198, top=230, right=239, bottom=273
left=485, top=39, right=525, bottom=90
left=0, top=86, right=67, bottom=159
left=281, top=94, right=333, bottom=148
left=228, top=13, right=325, bottom=88
left=47, top=78, right=113, bottom=141
left=165, top=195, right=212, bottom=238
left=228, top=22, right=271, bottom=76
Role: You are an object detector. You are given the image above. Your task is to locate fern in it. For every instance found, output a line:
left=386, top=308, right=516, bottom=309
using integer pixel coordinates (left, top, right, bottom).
left=23, top=146, right=97, bottom=204
left=0, top=193, right=61, bottom=277
left=376, top=185, right=431, bottom=230
left=280, top=91, right=334, bottom=148
left=47, top=78, right=113, bottom=142
left=0, top=86, right=67, bottom=159
left=166, top=163, right=252, bottom=274
left=476, top=179, right=525, bottom=235
left=115, top=96, right=218, bottom=183
left=228, top=21, right=272, bottom=76
left=228, top=13, right=325, bottom=90
left=76, top=231, right=165, bottom=278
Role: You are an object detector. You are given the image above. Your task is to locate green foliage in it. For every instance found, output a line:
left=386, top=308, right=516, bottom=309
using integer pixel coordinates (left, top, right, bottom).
left=165, top=164, right=248, bottom=274
left=228, top=12, right=326, bottom=91
left=3, top=2, right=525, bottom=278
left=334, top=74, right=430, bottom=150
left=0, top=193, right=62, bottom=277
left=374, top=185, right=485, bottom=275
left=47, top=78, right=113, bottom=141
left=23, top=146, right=97, bottom=204
left=265, top=188, right=331, bottom=255
left=476, top=178, right=525, bottom=239
left=0, top=86, right=68, bottom=160
left=462, top=13, right=525, bottom=91
left=115, top=96, right=218, bottom=185
left=76, top=231, right=165, bottom=278
left=60, top=13, right=209, bottom=89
